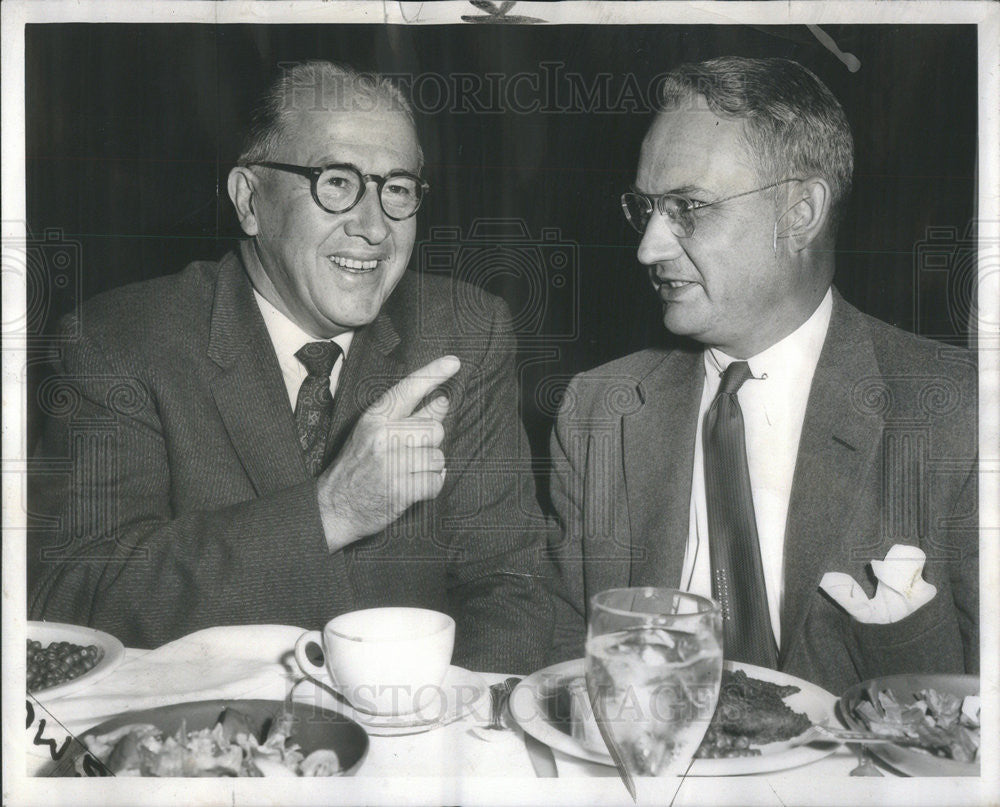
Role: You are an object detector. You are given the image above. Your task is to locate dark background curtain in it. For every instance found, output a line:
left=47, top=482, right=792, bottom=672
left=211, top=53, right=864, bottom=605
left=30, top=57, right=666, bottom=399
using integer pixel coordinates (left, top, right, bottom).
left=24, top=23, right=978, bottom=500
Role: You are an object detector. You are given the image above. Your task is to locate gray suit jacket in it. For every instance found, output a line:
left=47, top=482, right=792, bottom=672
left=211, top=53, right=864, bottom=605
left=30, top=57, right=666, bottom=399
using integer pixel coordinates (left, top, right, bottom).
left=549, top=291, right=978, bottom=695
left=28, top=250, right=556, bottom=673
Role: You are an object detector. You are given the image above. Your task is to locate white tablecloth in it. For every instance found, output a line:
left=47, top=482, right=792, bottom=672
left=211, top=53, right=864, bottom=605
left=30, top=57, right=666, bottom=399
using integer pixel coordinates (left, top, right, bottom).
left=24, top=625, right=874, bottom=780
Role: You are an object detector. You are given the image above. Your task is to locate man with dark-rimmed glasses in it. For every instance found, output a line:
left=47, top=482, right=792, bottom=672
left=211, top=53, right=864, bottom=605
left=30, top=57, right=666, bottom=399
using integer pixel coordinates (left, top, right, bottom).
left=29, top=61, right=557, bottom=674
left=549, top=56, right=978, bottom=696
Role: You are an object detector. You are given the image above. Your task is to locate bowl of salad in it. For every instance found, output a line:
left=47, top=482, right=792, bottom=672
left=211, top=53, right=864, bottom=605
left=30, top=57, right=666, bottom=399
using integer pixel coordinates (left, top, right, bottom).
left=52, top=699, right=368, bottom=777
left=839, top=674, right=979, bottom=777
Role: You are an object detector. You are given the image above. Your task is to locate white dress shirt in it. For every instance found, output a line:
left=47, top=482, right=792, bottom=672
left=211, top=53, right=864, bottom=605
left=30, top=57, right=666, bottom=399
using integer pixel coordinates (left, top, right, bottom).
left=681, top=288, right=833, bottom=648
left=253, top=289, right=354, bottom=411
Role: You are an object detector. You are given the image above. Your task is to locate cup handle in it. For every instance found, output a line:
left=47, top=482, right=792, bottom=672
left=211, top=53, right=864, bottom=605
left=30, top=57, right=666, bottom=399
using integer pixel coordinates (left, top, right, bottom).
left=293, top=631, right=354, bottom=710
left=294, top=630, right=326, bottom=679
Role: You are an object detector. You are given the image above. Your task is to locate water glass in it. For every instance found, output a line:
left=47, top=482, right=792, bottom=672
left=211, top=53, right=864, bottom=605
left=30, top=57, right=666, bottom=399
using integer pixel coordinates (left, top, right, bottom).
left=585, top=587, right=723, bottom=776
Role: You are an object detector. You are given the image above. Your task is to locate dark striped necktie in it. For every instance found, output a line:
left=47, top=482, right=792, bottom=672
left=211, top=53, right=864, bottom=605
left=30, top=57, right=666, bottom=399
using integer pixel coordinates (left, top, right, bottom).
left=294, top=341, right=342, bottom=476
left=703, top=360, right=779, bottom=669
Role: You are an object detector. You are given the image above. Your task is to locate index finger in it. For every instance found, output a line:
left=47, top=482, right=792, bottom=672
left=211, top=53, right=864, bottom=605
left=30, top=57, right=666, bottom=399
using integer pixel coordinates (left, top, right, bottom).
left=411, top=394, right=450, bottom=422
left=375, top=355, right=461, bottom=419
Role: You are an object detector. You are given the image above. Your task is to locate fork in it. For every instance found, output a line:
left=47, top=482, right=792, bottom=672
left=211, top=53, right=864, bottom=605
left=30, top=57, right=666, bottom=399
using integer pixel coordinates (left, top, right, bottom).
left=790, top=724, right=932, bottom=748
left=485, top=677, right=522, bottom=730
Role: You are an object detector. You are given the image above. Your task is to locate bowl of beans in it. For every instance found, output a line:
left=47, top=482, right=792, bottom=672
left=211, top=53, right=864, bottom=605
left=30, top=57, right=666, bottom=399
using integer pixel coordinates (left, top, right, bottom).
left=27, top=622, right=125, bottom=700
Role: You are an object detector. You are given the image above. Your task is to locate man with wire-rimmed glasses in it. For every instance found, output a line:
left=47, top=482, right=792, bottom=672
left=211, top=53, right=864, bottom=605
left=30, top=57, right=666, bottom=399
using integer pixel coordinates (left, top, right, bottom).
left=29, top=61, right=558, bottom=674
left=549, top=56, right=978, bottom=696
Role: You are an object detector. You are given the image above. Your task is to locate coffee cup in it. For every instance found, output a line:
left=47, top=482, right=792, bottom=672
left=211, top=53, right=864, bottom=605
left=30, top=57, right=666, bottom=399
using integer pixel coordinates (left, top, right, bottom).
left=294, top=607, right=455, bottom=716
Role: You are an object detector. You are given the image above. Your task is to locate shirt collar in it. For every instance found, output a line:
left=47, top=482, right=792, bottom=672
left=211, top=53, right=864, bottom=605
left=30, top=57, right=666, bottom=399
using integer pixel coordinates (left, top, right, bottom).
left=705, top=287, right=833, bottom=383
left=252, top=288, right=354, bottom=362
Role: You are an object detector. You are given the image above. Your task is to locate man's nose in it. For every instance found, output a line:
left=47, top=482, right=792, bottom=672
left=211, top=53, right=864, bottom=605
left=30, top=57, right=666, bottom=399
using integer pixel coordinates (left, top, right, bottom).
left=344, top=183, right=390, bottom=243
left=636, top=213, right=685, bottom=265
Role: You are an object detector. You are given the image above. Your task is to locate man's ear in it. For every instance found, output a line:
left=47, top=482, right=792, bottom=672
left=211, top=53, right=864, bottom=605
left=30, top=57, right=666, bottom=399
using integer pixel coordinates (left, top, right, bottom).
left=775, top=177, right=831, bottom=252
left=228, top=167, right=259, bottom=236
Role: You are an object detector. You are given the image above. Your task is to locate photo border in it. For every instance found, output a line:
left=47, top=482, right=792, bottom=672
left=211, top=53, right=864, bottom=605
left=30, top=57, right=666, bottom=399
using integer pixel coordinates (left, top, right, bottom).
left=3, top=2, right=997, bottom=805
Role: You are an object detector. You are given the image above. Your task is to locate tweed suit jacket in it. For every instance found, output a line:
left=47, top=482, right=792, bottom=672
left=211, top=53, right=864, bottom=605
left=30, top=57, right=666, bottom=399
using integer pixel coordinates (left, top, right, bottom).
left=549, top=291, right=978, bottom=695
left=28, top=250, right=555, bottom=673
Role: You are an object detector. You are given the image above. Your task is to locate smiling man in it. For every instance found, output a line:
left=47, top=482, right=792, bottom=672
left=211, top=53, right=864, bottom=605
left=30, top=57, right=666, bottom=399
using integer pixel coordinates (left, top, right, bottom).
left=28, top=62, right=555, bottom=673
left=549, top=57, right=978, bottom=695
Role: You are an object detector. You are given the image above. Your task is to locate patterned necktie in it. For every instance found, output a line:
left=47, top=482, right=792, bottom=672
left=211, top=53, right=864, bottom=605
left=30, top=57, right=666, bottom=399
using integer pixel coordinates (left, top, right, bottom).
left=703, top=360, right=779, bottom=669
left=294, top=341, right=342, bottom=476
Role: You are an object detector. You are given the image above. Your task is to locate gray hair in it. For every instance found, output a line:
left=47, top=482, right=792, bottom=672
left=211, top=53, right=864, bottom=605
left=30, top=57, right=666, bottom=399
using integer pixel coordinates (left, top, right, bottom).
left=658, top=56, right=854, bottom=227
left=238, top=61, right=423, bottom=169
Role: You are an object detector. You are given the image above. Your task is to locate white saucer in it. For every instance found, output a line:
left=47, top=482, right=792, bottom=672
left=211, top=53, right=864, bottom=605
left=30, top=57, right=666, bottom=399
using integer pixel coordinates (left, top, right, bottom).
left=297, top=665, right=489, bottom=736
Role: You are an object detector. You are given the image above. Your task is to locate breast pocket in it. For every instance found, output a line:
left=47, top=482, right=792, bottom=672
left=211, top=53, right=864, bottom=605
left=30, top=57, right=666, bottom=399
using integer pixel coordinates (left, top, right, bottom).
left=849, top=594, right=964, bottom=681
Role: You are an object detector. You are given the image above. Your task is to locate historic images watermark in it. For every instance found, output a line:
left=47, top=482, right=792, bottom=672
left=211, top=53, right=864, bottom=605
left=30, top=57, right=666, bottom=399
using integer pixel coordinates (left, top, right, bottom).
left=913, top=221, right=998, bottom=343
left=273, top=60, right=715, bottom=117
left=2, top=225, right=81, bottom=342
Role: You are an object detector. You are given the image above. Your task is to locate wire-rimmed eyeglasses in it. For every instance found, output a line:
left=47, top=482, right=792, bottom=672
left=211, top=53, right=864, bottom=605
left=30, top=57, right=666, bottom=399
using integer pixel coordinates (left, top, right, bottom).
left=243, top=161, right=430, bottom=220
left=621, top=179, right=801, bottom=238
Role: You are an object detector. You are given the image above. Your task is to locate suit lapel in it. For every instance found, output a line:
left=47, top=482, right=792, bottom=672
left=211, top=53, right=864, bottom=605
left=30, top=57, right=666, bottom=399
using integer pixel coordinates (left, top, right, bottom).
left=324, top=309, right=405, bottom=464
left=208, top=252, right=309, bottom=495
left=779, top=295, right=885, bottom=665
left=624, top=348, right=703, bottom=589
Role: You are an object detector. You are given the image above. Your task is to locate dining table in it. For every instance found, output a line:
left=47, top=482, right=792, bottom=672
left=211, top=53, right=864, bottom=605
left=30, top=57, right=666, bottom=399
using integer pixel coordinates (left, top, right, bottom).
left=21, top=624, right=984, bottom=807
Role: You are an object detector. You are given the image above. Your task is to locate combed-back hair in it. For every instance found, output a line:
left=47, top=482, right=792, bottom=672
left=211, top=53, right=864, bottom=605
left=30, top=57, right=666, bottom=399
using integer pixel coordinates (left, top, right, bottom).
left=238, top=61, right=422, bottom=169
left=658, top=56, right=854, bottom=226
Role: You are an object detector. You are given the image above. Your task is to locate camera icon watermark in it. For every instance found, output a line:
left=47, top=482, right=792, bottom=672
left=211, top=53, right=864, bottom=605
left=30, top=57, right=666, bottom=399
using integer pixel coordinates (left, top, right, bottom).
left=417, top=219, right=579, bottom=346
left=913, top=221, right=999, bottom=342
left=2, top=225, right=81, bottom=341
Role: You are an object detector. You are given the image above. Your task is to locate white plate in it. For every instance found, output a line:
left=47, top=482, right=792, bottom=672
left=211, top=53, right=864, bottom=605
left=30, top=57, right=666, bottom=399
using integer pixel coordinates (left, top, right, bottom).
left=27, top=621, right=126, bottom=701
left=300, top=665, right=489, bottom=737
left=509, top=659, right=839, bottom=776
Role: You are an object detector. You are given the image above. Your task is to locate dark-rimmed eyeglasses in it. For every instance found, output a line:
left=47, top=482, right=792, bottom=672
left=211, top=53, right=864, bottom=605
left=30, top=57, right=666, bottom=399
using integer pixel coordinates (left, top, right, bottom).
left=243, top=161, right=430, bottom=220
left=621, top=179, right=801, bottom=238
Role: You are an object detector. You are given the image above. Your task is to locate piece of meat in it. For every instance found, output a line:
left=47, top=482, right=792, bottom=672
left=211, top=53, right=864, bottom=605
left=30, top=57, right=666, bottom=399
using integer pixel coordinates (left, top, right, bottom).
left=701, top=670, right=811, bottom=748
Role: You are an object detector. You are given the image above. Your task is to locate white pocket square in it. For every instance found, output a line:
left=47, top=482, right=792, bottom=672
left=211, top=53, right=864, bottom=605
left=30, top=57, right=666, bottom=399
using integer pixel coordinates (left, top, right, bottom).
left=819, top=544, right=936, bottom=624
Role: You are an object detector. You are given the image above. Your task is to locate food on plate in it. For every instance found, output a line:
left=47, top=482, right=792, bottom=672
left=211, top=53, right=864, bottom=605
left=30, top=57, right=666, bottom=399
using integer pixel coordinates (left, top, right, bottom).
left=695, top=670, right=811, bottom=758
left=27, top=639, right=104, bottom=693
left=853, top=687, right=980, bottom=762
left=78, top=706, right=344, bottom=776
left=569, top=668, right=811, bottom=760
